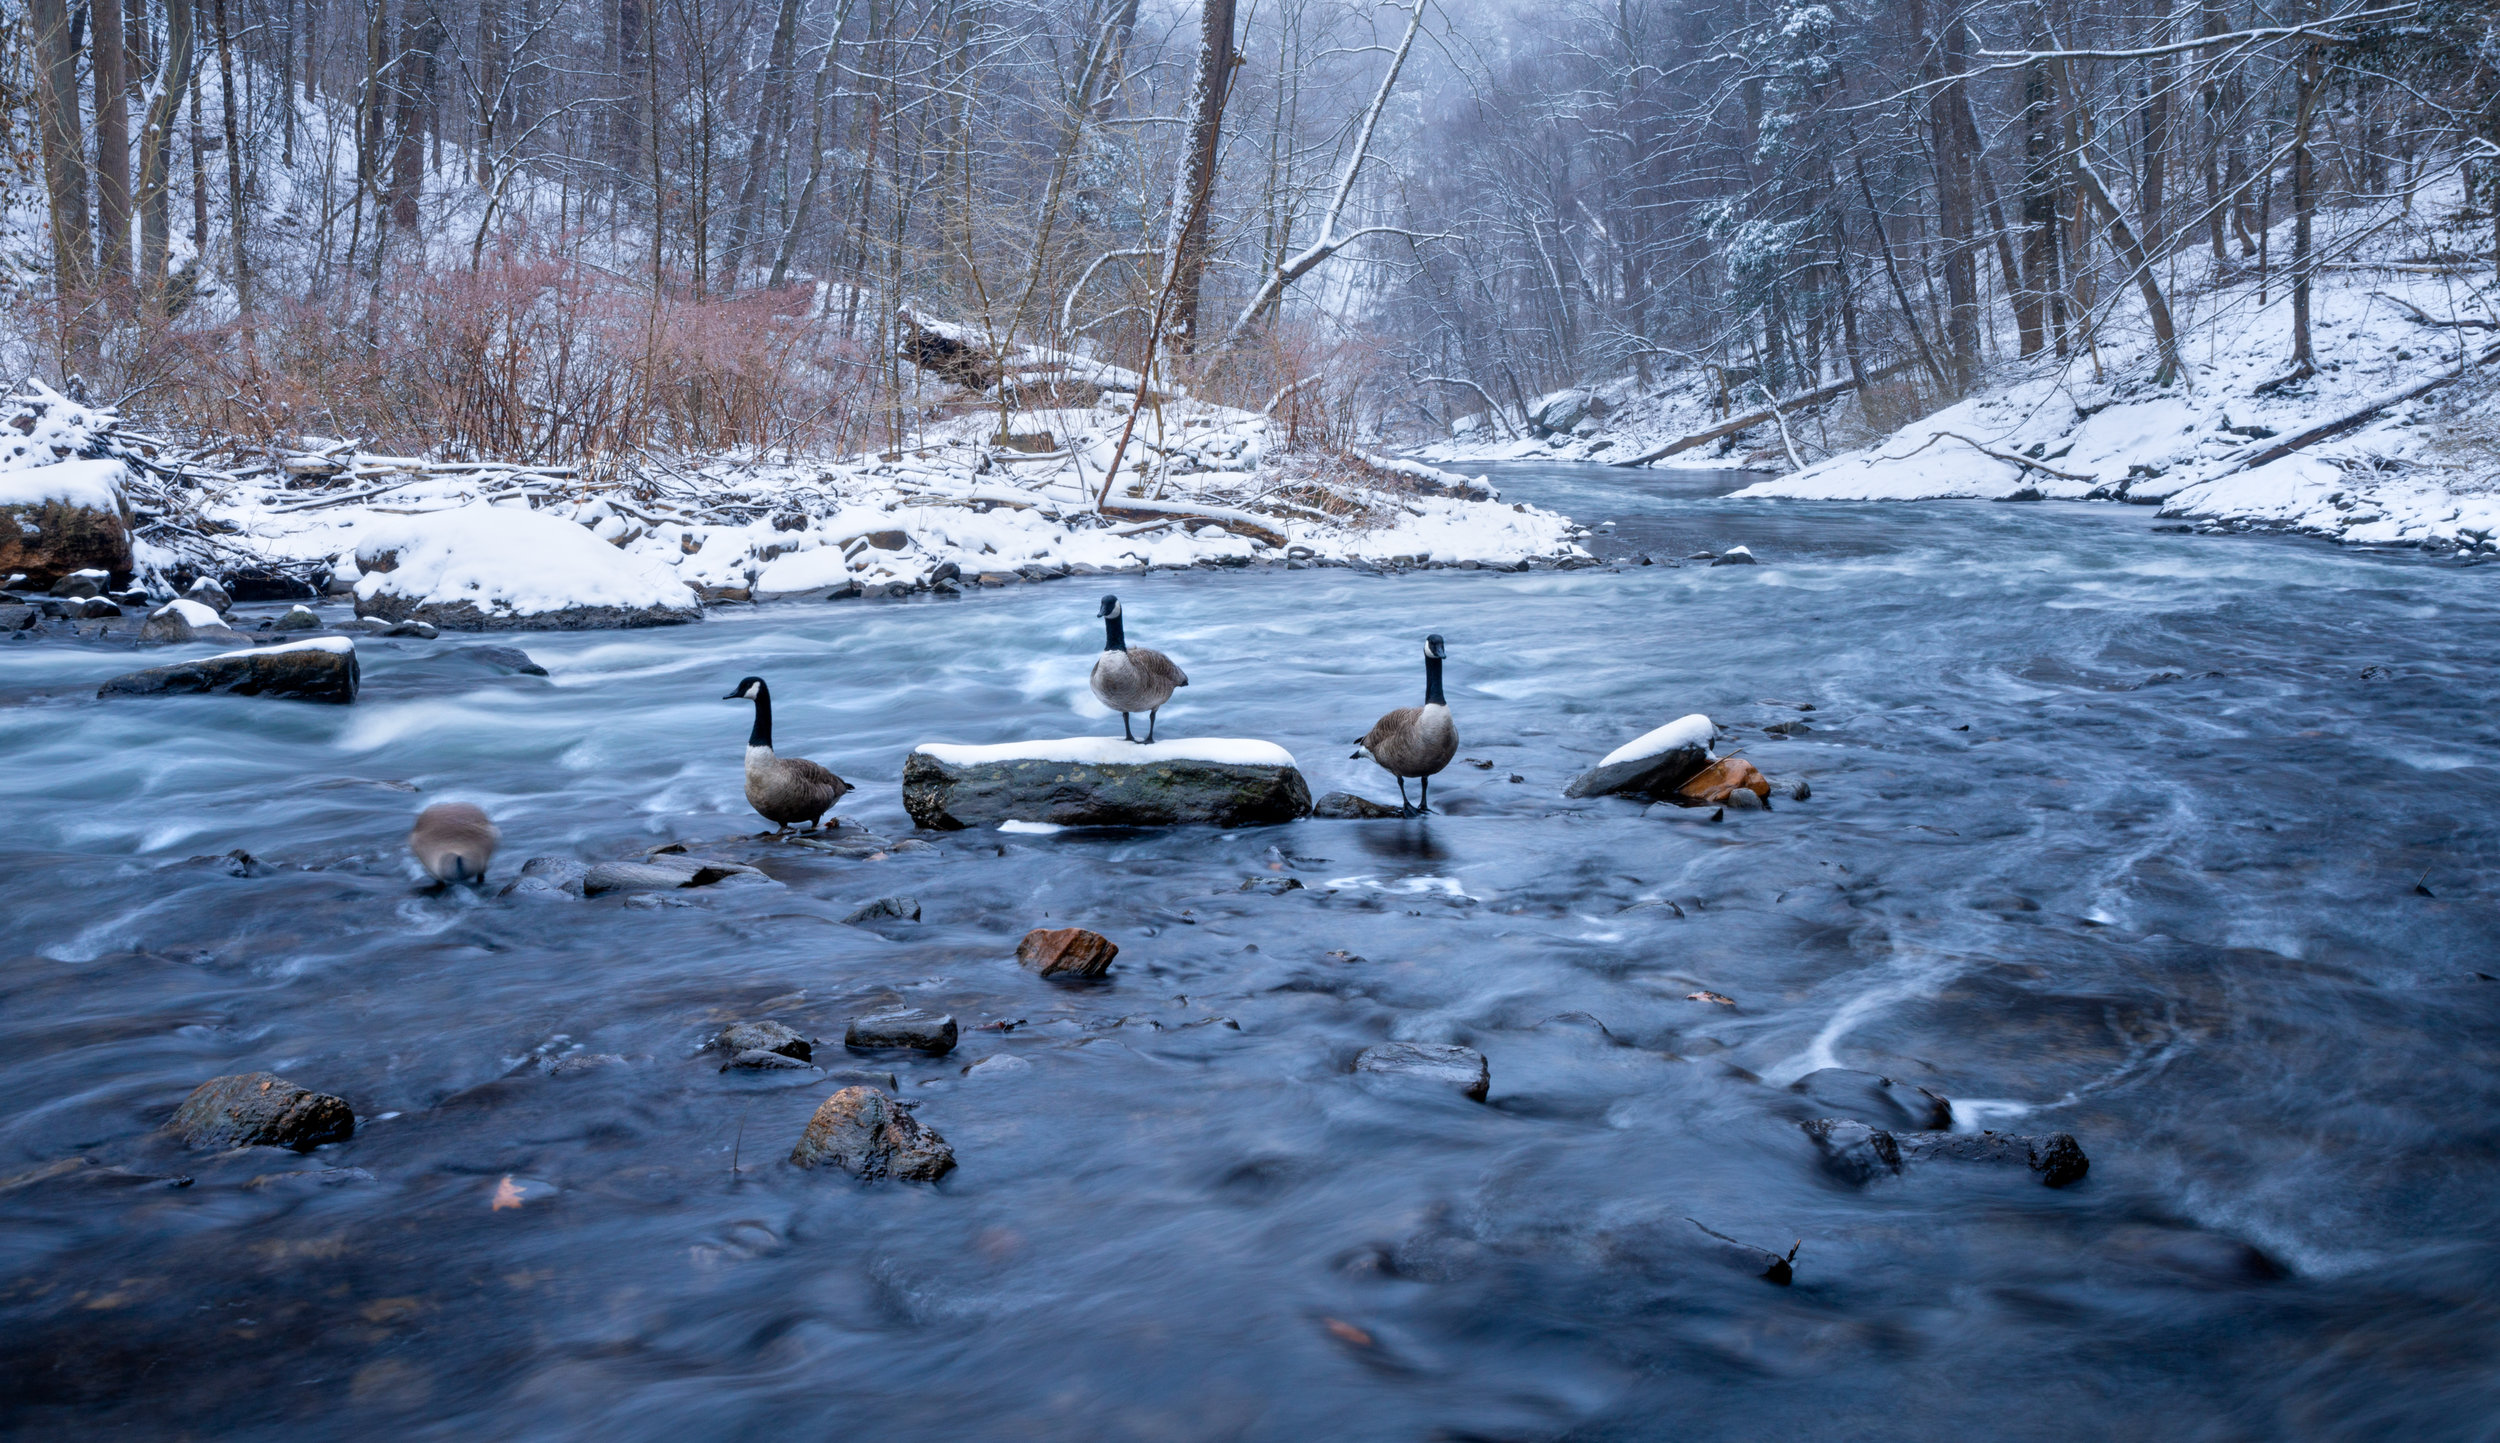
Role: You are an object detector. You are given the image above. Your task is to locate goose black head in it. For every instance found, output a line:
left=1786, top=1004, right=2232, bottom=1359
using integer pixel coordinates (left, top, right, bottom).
left=723, top=676, right=766, bottom=701
left=1098, top=594, right=1122, bottom=620
left=1424, top=634, right=1447, bottom=660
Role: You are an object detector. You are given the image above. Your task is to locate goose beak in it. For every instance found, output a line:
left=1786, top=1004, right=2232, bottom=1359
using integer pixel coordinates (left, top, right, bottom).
left=721, top=691, right=743, bottom=700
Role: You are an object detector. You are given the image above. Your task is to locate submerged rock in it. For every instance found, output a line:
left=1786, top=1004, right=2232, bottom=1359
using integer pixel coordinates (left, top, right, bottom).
left=582, top=854, right=763, bottom=896
left=1565, top=714, right=1715, bottom=800
left=843, top=896, right=921, bottom=924
left=1789, top=1067, right=1953, bottom=1130
left=712, top=1020, right=811, bottom=1063
left=272, top=604, right=322, bottom=632
left=903, top=738, right=1311, bottom=829
left=168, top=1072, right=355, bottom=1151
left=1018, top=926, right=1118, bottom=978
left=789, top=1086, right=955, bottom=1180
left=1895, top=1129, right=2090, bottom=1188
left=1311, top=791, right=1403, bottom=819
left=845, top=1008, right=957, bottom=1055
left=1354, top=1041, right=1490, bottom=1101
left=97, top=638, right=359, bottom=703
left=473, top=644, right=548, bottom=676
left=1801, top=1117, right=1904, bottom=1184
left=499, top=856, right=589, bottom=900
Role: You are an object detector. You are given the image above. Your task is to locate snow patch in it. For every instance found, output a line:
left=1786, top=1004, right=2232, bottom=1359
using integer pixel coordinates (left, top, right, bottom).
left=152, top=599, right=224, bottom=628
left=915, top=736, right=1299, bottom=768
left=1597, top=714, right=1716, bottom=769
left=203, top=636, right=356, bottom=661
left=353, top=505, right=695, bottom=616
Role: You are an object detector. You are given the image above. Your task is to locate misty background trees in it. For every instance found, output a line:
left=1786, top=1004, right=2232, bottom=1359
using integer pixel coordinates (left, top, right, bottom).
left=2, top=0, right=2494, bottom=462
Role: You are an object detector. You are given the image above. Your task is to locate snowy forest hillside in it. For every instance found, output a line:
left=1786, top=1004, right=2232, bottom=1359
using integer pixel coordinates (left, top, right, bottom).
left=8, top=0, right=2500, bottom=560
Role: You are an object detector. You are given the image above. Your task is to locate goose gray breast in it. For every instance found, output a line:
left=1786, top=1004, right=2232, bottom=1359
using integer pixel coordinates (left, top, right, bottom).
left=1091, top=646, right=1188, bottom=714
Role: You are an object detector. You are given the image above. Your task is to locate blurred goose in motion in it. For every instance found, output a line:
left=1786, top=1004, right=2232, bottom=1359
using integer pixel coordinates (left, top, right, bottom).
left=1090, top=595, right=1188, bottom=743
left=410, top=802, right=500, bottom=884
left=1353, top=633, right=1458, bottom=816
left=724, top=676, right=850, bottom=829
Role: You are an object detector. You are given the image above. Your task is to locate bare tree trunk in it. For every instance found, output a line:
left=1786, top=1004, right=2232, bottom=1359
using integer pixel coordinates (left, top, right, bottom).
left=29, top=0, right=95, bottom=297
left=95, top=0, right=135, bottom=296
left=139, top=0, right=195, bottom=302
left=476, top=0, right=501, bottom=186
left=1166, top=0, right=1238, bottom=353
left=1927, top=13, right=1978, bottom=390
left=724, top=0, right=803, bottom=290
left=389, top=0, right=427, bottom=229
left=213, top=0, right=253, bottom=328
left=2055, top=63, right=2184, bottom=385
left=2018, top=58, right=2057, bottom=356
left=2140, top=10, right=2172, bottom=254
left=2289, top=43, right=2319, bottom=371
left=1854, top=154, right=1950, bottom=389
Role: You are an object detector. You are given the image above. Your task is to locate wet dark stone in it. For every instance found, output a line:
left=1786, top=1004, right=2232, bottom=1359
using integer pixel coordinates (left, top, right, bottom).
left=473, top=644, right=549, bottom=676
left=1353, top=1042, right=1490, bottom=1101
left=1563, top=737, right=1713, bottom=801
left=1802, top=1117, right=1903, bottom=1184
left=844, top=1008, right=957, bottom=1055
left=1684, top=1218, right=1798, bottom=1285
left=500, top=856, right=589, bottom=900
left=843, top=896, right=921, bottom=924
left=1789, top=1067, right=1953, bottom=1131
left=97, top=642, right=359, bottom=704
left=722, top=1049, right=816, bottom=1072
left=904, top=748, right=1312, bottom=829
left=1895, top=1129, right=2090, bottom=1188
left=789, top=1086, right=955, bottom=1180
left=1763, top=719, right=1812, bottom=735
left=167, top=1072, right=355, bottom=1151
left=1312, top=791, right=1403, bottom=819
left=712, top=1020, right=811, bottom=1063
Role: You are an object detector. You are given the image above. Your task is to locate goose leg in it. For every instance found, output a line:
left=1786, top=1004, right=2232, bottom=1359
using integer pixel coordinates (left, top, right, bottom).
left=1145, top=709, right=1159, bottom=744
left=1122, top=712, right=1136, bottom=742
left=1397, top=777, right=1413, bottom=817
left=1419, top=775, right=1431, bottom=816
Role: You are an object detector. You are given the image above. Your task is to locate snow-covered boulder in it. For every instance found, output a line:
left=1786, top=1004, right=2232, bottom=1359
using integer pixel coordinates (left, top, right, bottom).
left=1564, top=714, right=1716, bottom=800
left=352, top=504, right=701, bottom=631
left=0, top=397, right=131, bottom=590
left=903, top=737, right=1312, bottom=829
left=97, top=637, right=360, bottom=704
left=1529, top=389, right=1604, bottom=437
left=137, top=598, right=246, bottom=646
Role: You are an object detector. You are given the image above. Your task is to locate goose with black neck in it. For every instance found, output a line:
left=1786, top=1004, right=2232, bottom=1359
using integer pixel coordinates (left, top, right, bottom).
left=723, top=675, right=851, bottom=830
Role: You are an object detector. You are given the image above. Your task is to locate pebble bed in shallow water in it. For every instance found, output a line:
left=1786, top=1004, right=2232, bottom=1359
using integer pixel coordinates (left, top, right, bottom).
left=1, top=462, right=2496, bottom=1440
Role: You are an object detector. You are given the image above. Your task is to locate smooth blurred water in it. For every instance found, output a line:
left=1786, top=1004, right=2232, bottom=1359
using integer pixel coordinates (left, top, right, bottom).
left=3, top=464, right=2497, bottom=1441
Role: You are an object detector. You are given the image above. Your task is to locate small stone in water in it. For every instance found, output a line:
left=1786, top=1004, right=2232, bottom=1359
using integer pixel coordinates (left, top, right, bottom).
left=1353, top=1042, right=1490, bottom=1101
left=272, top=605, right=321, bottom=631
left=1792, top=779, right=1812, bottom=801
left=168, top=1072, right=355, bottom=1152
left=1687, top=990, right=1735, bottom=1005
left=1790, top=1067, right=1953, bottom=1131
left=1019, top=926, right=1118, bottom=978
left=789, top=1086, right=955, bottom=1180
left=713, top=1020, right=811, bottom=1063
left=845, top=1007, right=958, bottom=1055
left=842, top=896, right=921, bottom=925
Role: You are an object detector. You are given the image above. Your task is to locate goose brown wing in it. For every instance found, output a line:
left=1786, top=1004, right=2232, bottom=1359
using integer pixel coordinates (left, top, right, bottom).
left=786, top=757, right=851, bottom=798
left=1362, top=705, right=1421, bottom=753
left=1134, top=647, right=1188, bottom=689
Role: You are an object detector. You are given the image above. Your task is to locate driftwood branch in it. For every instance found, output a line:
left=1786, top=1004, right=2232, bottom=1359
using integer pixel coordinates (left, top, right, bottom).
left=2374, top=290, right=2500, bottom=330
left=1898, top=430, right=2097, bottom=481
left=2218, top=338, right=2500, bottom=474
left=1610, top=360, right=1915, bottom=466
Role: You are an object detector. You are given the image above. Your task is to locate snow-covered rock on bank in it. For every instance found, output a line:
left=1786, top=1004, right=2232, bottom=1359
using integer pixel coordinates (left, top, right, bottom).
left=902, top=737, right=1311, bottom=829
left=353, top=505, right=702, bottom=630
left=1, top=381, right=134, bottom=588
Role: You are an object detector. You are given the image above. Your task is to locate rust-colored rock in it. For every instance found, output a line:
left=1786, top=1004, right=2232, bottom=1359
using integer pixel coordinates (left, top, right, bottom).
left=0, top=497, right=131, bottom=590
left=1674, top=756, right=1772, bottom=806
left=789, top=1085, right=955, bottom=1180
left=1017, top=926, right=1118, bottom=978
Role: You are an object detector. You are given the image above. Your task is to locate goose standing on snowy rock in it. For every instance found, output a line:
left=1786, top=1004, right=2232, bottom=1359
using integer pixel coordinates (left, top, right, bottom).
left=1090, top=595, right=1188, bottom=743
left=724, top=676, right=851, bottom=829
left=1353, top=634, right=1459, bottom=816
left=410, top=802, right=500, bottom=884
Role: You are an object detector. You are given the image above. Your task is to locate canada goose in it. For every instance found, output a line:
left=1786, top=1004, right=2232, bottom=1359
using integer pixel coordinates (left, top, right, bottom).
left=1352, top=633, right=1458, bottom=816
left=410, top=802, right=500, bottom=884
left=1090, top=595, right=1188, bottom=743
left=723, top=676, right=851, bottom=829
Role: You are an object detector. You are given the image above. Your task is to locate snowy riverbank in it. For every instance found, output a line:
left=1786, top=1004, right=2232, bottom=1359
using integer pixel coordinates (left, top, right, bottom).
left=6, top=380, right=1593, bottom=623
left=1412, top=190, right=2500, bottom=559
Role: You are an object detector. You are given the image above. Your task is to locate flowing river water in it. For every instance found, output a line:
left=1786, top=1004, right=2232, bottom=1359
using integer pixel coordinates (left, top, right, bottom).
left=3, top=461, right=2497, bottom=1440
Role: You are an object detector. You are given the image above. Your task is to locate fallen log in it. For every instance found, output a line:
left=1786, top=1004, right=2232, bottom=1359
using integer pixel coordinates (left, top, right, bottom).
left=1610, top=360, right=1917, bottom=467
left=1096, top=497, right=1289, bottom=547
left=2217, top=337, right=2500, bottom=475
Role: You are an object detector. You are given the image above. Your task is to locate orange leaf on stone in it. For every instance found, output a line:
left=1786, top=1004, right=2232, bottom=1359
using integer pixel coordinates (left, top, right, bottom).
left=1674, top=756, right=1771, bottom=806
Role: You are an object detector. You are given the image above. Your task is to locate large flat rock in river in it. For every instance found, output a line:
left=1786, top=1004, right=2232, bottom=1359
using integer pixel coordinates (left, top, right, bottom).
left=904, top=738, right=1311, bottom=829
left=97, top=637, right=360, bottom=703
